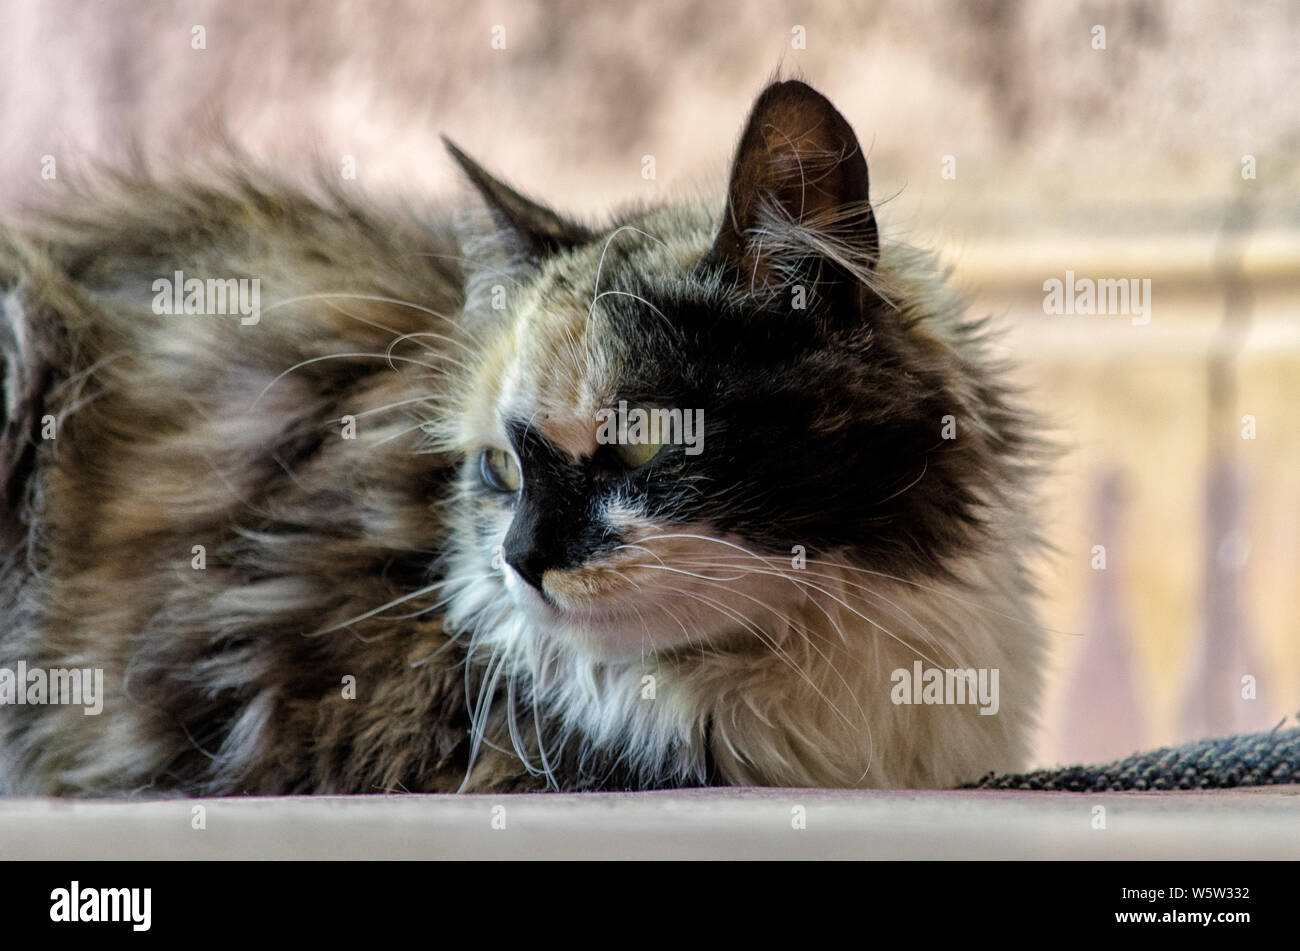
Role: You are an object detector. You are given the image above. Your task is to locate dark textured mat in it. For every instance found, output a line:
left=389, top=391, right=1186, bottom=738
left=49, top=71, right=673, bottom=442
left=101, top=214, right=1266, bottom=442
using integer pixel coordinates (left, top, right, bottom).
left=963, top=724, right=1300, bottom=791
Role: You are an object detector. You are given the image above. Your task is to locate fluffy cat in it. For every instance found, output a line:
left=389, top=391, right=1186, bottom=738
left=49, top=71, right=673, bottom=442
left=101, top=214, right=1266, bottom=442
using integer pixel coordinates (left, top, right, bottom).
left=0, top=79, right=1046, bottom=795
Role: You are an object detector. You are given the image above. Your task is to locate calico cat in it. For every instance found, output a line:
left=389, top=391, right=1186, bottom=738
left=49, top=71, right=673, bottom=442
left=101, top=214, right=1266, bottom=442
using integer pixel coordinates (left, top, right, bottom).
left=0, top=79, right=1046, bottom=796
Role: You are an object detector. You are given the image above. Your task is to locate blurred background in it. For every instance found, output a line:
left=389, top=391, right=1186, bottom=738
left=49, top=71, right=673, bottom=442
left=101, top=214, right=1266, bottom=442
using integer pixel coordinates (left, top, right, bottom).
left=1, top=0, right=1295, bottom=770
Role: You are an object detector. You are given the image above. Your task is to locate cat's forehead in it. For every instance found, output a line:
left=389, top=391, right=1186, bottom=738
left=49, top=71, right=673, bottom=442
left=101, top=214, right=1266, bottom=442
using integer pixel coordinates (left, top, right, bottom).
left=499, top=274, right=611, bottom=457
left=490, top=215, right=711, bottom=457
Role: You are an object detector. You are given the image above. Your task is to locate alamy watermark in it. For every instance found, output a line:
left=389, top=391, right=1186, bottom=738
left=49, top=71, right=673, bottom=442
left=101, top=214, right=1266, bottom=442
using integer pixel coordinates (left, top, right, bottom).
left=1042, top=270, right=1151, bottom=325
left=595, top=400, right=704, bottom=456
left=152, top=270, right=261, bottom=325
left=0, top=662, right=103, bottom=715
left=890, top=661, right=999, bottom=715
left=50, top=882, right=151, bottom=931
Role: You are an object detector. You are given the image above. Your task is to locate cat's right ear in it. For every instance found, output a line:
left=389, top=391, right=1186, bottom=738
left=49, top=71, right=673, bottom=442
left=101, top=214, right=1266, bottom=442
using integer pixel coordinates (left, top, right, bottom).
left=702, top=80, right=878, bottom=314
left=442, top=137, right=593, bottom=264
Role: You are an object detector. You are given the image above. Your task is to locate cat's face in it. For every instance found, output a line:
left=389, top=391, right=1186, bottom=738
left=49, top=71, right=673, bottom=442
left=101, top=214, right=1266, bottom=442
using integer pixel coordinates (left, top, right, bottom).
left=452, top=212, right=815, bottom=659
left=444, top=82, right=993, bottom=662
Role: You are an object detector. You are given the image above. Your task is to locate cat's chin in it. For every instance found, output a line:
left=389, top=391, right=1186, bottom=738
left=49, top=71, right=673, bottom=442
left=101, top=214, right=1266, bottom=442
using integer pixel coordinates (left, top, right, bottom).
left=516, top=594, right=675, bottom=661
left=502, top=571, right=700, bottom=661
left=538, top=616, right=660, bottom=662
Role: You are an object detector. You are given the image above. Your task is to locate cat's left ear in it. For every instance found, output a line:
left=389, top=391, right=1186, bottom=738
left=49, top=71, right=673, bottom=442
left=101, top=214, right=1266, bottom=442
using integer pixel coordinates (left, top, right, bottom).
left=443, top=136, right=593, bottom=263
left=704, top=80, right=879, bottom=310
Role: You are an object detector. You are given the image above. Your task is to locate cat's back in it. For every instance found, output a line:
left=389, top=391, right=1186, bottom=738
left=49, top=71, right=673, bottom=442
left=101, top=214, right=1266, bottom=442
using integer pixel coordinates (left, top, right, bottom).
left=0, top=167, right=489, bottom=795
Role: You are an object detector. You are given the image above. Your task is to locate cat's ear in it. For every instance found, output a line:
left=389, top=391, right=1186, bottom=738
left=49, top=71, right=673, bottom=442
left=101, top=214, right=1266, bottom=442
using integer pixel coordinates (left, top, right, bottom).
left=442, top=136, right=593, bottom=262
left=704, top=80, right=878, bottom=309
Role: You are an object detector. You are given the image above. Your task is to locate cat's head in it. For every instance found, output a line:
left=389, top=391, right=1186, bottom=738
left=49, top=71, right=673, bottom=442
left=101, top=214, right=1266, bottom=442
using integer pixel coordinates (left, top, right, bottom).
left=438, top=80, right=1012, bottom=661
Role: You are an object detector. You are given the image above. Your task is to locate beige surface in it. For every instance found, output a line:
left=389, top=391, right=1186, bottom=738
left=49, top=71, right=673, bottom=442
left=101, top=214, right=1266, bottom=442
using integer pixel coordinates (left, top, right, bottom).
left=2, top=787, right=1297, bottom=860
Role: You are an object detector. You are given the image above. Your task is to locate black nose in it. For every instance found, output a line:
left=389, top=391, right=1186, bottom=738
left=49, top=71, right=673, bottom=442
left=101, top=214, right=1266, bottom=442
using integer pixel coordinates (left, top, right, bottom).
left=499, top=435, right=618, bottom=596
left=505, top=547, right=550, bottom=593
left=503, top=499, right=564, bottom=595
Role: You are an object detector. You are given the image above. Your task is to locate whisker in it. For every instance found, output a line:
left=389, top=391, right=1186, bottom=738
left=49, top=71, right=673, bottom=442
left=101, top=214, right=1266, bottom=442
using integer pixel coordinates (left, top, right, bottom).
left=586, top=289, right=678, bottom=338
left=458, top=645, right=508, bottom=793
left=656, top=582, right=860, bottom=735
left=305, top=578, right=454, bottom=637
left=336, top=394, right=446, bottom=421
left=643, top=557, right=968, bottom=668
left=385, top=330, right=476, bottom=364
left=249, top=352, right=454, bottom=411
left=587, top=224, right=671, bottom=324
left=262, top=292, right=484, bottom=344
left=633, top=534, right=1074, bottom=636
left=365, top=418, right=444, bottom=449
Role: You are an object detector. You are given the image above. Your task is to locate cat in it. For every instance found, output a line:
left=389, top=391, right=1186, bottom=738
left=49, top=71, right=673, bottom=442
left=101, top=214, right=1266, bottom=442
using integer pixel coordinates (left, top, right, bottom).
left=0, top=78, right=1047, bottom=796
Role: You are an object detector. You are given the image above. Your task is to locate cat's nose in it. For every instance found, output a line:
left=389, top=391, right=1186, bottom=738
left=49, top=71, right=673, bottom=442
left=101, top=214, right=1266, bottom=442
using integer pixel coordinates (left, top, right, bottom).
left=506, top=548, right=550, bottom=594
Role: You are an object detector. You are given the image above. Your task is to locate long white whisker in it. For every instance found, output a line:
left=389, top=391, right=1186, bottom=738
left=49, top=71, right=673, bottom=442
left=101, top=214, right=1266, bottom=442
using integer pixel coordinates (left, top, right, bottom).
left=250, top=352, right=453, bottom=411
left=306, top=578, right=454, bottom=636
left=657, top=582, right=859, bottom=735
left=458, top=645, right=508, bottom=793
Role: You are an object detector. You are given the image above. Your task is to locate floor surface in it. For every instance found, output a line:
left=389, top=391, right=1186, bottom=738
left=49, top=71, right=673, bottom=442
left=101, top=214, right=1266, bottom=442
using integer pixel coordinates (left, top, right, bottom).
left=2, top=786, right=1297, bottom=859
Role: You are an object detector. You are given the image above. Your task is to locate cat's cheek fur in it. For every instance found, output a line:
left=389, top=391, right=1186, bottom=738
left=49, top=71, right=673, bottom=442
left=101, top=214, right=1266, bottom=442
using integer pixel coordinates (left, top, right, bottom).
left=447, top=538, right=1042, bottom=789
left=447, top=482, right=1043, bottom=788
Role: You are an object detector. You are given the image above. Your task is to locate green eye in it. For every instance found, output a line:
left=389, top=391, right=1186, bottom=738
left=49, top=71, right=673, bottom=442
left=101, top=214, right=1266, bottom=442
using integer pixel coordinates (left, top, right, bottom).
left=613, top=433, right=664, bottom=469
left=480, top=448, right=522, bottom=492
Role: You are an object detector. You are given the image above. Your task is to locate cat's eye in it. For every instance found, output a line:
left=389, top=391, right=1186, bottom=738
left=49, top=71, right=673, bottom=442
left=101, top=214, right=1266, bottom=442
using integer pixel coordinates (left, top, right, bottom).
left=480, top=448, right=522, bottom=492
left=613, top=433, right=664, bottom=469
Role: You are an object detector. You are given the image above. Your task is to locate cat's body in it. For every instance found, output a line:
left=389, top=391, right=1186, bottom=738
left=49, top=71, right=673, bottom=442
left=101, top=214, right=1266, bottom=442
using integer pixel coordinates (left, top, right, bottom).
left=0, top=81, right=1046, bottom=796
